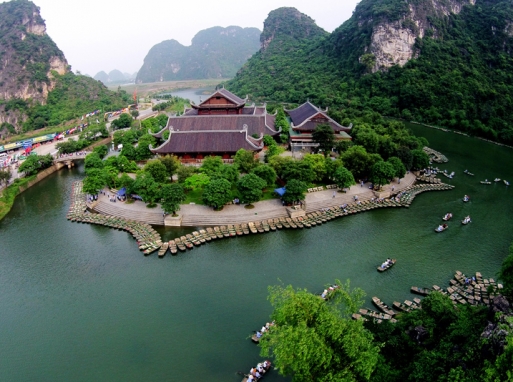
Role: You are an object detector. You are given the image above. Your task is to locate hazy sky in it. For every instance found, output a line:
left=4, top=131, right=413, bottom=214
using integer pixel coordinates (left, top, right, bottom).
left=1, top=0, right=359, bottom=77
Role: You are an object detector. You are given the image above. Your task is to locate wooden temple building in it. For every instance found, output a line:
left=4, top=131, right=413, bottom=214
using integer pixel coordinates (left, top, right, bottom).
left=150, top=89, right=279, bottom=161
left=285, top=102, right=352, bottom=150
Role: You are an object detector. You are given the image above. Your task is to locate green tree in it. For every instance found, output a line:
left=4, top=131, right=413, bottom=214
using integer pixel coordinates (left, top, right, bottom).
left=159, top=155, right=180, bottom=178
left=133, top=172, right=161, bottom=206
left=282, top=179, right=307, bottom=204
left=18, top=155, right=41, bottom=176
left=411, top=149, right=430, bottom=170
left=234, top=148, right=258, bottom=173
left=130, top=110, right=139, bottom=120
left=200, top=156, right=224, bottom=176
left=340, top=145, right=379, bottom=180
left=118, top=173, right=134, bottom=193
left=260, top=281, right=380, bottom=381
left=264, top=142, right=285, bottom=162
left=111, top=113, right=133, bottom=129
left=176, top=165, right=196, bottom=183
left=396, top=146, right=413, bottom=169
left=333, top=166, right=355, bottom=190
left=82, top=168, right=106, bottom=195
left=312, top=123, right=335, bottom=156
left=370, top=161, right=395, bottom=189
left=84, top=152, right=104, bottom=171
left=135, top=134, right=156, bottom=161
left=161, top=183, right=186, bottom=215
left=387, top=156, right=406, bottom=179
left=202, top=178, right=233, bottom=209
left=93, top=144, right=108, bottom=159
left=217, top=164, right=239, bottom=183
left=184, top=173, right=210, bottom=190
left=120, top=144, right=137, bottom=160
left=281, top=160, right=316, bottom=184
left=0, top=168, right=12, bottom=186
left=251, top=165, right=277, bottom=188
left=303, top=153, right=327, bottom=182
left=236, top=173, right=266, bottom=205
left=144, top=159, right=168, bottom=183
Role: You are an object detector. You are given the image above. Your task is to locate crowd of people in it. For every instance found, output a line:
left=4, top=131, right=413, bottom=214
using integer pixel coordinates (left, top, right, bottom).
left=246, top=360, right=271, bottom=381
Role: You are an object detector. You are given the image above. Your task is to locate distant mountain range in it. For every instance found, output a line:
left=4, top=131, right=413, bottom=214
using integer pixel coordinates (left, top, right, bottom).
left=136, top=26, right=261, bottom=83
left=93, top=70, right=137, bottom=85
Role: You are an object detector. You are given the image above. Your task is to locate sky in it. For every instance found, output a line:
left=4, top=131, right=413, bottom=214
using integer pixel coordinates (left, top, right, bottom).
left=1, top=0, right=359, bottom=77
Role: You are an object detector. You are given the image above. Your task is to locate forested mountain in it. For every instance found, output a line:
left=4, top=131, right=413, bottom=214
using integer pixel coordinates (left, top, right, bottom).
left=0, top=0, right=131, bottom=135
left=136, top=26, right=261, bottom=83
left=228, top=0, right=513, bottom=144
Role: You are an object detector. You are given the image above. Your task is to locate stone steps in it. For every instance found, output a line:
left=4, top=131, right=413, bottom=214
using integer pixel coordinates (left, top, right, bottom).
left=94, top=201, right=165, bottom=226
left=181, top=210, right=289, bottom=226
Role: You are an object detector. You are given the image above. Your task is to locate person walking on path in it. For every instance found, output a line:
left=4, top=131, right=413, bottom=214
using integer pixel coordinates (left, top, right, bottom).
left=332, top=191, right=336, bottom=198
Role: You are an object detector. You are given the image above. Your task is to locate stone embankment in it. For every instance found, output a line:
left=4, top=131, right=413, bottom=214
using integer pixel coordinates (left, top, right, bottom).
left=67, top=181, right=163, bottom=254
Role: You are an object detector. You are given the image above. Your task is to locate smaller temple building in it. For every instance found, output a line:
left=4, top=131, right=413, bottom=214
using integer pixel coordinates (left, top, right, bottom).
left=150, top=88, right=279, bottom=161
left=285, top=102, right=352, bottom=151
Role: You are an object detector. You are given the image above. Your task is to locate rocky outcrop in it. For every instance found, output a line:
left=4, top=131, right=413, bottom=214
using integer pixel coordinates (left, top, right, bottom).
left=363, top=0, right=476, bottom=72
left=260, top=7, right=327, bottom=52
left=0, top=0, right=68, bottom=103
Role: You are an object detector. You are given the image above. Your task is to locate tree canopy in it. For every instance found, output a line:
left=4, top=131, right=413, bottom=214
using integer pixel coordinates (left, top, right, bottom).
left=202, top=178, right=233, bottom=209
left=312, top=123, right=335, bottom=156
left=282, top=179, right=307, bottom=204
left=161, top=183, right=186, bottom=215
left=260, top=281, right=380, bottom=381
left=236, top=173, right=266, bottom=205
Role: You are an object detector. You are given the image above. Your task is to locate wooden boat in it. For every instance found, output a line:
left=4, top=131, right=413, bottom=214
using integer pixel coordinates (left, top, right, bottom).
left=463, top=195, right=470, bottom=202
left=494, top=178, right=501, bottom=182
left=504, top=180, right=510, bottom=186
left=463, top=170, right=474, bottom=176
left=240, top=360, right=272, bottom=382
left=393, top=301, right=411, bottom=313
left=435, top=224, right=448, bottom=232
left=372, top=297, right=396, bottom=316
left=181, top=236, right=193, bottom=249
left=377, top=258, right=396, bottom=272
left=175, top=237, right=186, bottom=251
left=442, top=213, right=452, bottom=221
left=199, top=229, right=211, bottom=241
left=410, top=286, right=431, bottom=296
left=461, top=216, right=471, bottom=225
left=158, top=242, right=169, bottom=258
left=168, top=240, right=178, bottom=254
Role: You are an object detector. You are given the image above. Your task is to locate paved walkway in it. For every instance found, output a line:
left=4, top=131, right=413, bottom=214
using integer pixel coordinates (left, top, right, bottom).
left=90, top=173, right=416, bottom=227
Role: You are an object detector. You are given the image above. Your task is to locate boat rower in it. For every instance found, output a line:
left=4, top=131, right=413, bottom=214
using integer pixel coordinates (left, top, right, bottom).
left=255, top=331, right=262, bottom=339
left=321, top=289, right=328, bottom=299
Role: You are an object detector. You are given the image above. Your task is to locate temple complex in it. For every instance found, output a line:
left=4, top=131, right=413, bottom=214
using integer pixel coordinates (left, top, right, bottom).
left=285, top=102, right=352, bottom=151
left=150, top=89, right=279, bottom=161
left=149, top=90, right=352, bottom=161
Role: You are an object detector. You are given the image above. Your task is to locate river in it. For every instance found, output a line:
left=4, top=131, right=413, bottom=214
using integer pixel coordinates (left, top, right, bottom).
left=0, top=125, right=512, bottom=381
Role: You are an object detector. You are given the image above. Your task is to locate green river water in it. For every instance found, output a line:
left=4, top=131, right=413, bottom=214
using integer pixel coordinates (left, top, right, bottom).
left=0, top=124, right=512, bottom=381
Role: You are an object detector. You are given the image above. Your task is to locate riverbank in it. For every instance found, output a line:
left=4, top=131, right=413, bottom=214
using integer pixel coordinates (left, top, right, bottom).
left=410, top=121, right=513, bottom=150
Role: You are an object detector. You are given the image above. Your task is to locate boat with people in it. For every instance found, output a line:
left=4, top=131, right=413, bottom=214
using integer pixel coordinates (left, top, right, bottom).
left=504, top=180, right=510, bottom=186
left=320, top=284, right=340, bottom=300
left=463, top=195, right=470, bottom=202
left=480, top=179, right=492, bottom=184
left=463, top=170, right=474, bottom=176
left=462, top=216, right=471, bottom=225
left=251, top=322, right=275, bottom=343
left=494, top=178, right=501, bottom=182
left=377, top=258, right=396, bottom=272
left=239, top=360, right=272, bottom=382
left=442, top=213, right=453, bottom=221
left=435, top=224, right=448, bottom=232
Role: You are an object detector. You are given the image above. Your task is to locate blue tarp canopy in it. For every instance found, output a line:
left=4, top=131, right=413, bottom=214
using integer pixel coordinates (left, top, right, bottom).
left=274, top=187, right=286, bottom=196
left=117, top=187, right=126, bottom=196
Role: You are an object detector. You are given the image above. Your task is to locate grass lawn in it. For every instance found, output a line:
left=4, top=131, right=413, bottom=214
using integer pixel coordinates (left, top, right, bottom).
left=184, top=188, right=204, bottom=205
